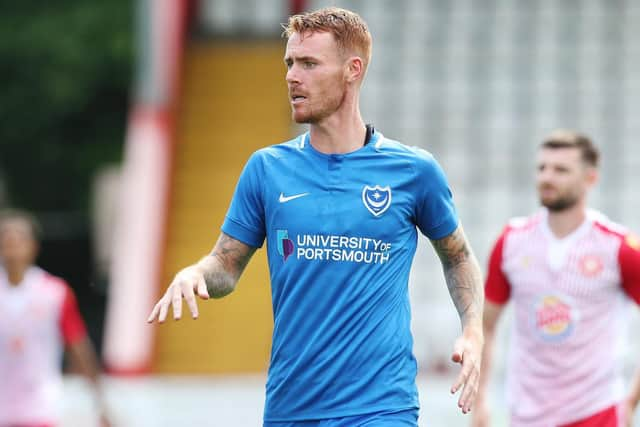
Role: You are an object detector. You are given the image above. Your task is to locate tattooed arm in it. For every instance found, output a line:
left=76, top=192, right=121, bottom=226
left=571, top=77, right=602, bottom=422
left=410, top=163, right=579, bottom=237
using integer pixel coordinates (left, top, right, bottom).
left=430, top=224, right=484, bottom=414
left=431, top=225, right=484, bottom=328
left=147, top=232, right=257, bottom=323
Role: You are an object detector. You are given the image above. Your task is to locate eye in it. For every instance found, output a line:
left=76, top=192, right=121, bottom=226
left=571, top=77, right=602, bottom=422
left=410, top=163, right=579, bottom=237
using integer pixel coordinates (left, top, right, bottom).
left=303, top=61, right=316, bottom=69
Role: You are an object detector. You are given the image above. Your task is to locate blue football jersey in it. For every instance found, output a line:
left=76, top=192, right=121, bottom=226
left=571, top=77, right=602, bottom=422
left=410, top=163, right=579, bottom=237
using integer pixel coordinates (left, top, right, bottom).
left=221, top=130, right=459, bottom=421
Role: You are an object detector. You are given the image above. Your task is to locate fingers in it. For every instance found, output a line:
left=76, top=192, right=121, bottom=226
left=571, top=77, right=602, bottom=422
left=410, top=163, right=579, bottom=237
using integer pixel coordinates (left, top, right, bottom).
left=181, top=276, right=209, bottom=318
left=159, top=295, right=170, bottom=322
left=450, top=338, right=481, bottom=414
left=183, top=279, right=200, bottom=319
left=450, top=354, right=466, bottom=394
left=450, top=337, right=465, bottom=392
left=147, top=271, right=207, bottom=323
left=172, top=283, right=184, bottom=320
left=146, top=291, right=173, bottom=324
left=457, top=362, right=479, bottom=413
left=146, top=295, right=171, bottom=323
left=147, top=302, right=161, bottom=323
left=196, top=276, right=210, bottom=300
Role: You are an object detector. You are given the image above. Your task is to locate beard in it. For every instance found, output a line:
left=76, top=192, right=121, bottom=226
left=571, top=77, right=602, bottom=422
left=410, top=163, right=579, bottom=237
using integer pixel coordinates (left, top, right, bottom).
left=291, top=87, right=346, bottom=124
left=539, top=192, right=580, bottom=212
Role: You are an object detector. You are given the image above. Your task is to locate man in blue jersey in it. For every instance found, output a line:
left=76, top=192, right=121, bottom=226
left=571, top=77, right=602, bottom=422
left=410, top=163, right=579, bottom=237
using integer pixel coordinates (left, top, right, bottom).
left=147, top=7, right=484, bottom=425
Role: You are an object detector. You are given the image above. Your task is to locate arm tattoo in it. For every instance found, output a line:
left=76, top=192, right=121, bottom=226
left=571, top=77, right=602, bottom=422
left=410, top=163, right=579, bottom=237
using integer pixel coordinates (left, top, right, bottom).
left=431, top=226, right=484, bottom=327
left=205, top=233, right=257, bottom=298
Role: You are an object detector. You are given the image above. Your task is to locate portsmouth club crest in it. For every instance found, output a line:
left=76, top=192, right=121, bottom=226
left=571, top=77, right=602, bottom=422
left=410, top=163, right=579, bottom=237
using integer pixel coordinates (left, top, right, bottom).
left=362, top=185, right=392, bottom=217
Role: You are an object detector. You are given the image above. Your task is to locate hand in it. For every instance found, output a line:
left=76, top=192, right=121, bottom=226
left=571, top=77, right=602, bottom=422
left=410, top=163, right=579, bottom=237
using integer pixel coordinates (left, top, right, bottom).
left=450, top=326, right=483, bottom=414
left=147, top=265, right=210, bottom=323
left=469, top=397, right=490, bottom=427
left=623, top=396, right=637, bottom=427
left=99, top=412, right=112, bottom=427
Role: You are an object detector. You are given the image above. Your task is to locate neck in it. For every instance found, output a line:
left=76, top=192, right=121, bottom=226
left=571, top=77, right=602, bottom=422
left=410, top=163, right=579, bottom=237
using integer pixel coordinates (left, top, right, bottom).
left=546, top=201, right=587, bottom=239
left=308, top=91, right=366, bottom=154
left=5, top=263, right=28, bottom=286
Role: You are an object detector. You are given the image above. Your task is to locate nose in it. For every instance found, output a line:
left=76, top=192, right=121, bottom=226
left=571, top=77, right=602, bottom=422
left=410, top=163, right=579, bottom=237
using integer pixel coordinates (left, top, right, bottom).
left=286, top=64, right=300, bottom=85
left=537, top=166, right=554, bottom=185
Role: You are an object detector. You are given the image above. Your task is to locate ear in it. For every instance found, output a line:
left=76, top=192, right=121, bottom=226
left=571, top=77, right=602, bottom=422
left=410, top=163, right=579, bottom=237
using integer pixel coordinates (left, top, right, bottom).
left=344, top=56, right=364, bottom=83
left=30, top=240, right=41, bottom=261
left=585, top=166, right=599, bottom=188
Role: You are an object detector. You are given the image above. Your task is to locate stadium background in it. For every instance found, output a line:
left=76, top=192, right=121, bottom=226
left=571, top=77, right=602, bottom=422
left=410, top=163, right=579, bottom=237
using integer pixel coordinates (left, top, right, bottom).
left=1, top=0, right=639, bottom=425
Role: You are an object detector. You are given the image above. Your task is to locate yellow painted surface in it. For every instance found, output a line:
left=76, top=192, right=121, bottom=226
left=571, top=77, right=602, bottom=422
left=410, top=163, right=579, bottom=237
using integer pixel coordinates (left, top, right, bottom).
left=153, top=40, right=291, bottom=373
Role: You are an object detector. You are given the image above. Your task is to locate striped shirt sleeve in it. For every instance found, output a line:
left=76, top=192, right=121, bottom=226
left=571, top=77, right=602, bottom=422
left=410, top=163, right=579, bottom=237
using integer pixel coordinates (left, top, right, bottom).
left=485, top=227, right=511, bottom=304
left=59, top=284, right=88, bottom=345
left=619, top=233, right=640, bottom=305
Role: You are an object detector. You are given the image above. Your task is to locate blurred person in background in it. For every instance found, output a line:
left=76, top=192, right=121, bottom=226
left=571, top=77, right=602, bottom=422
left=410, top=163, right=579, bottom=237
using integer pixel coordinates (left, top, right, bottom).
left=473, top=130, right=640, bottom=427
left=0, top=209, right=111, bottom=427
left=148, top=6, right=484, bottom=426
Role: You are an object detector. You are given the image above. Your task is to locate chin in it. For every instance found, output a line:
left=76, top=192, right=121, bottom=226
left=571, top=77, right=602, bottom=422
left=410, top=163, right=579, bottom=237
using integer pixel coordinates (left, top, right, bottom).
left=294, top=114, right=320, bottom=125
left=541, top=198, right=578, bottom=212
left=540, top=197, right=553, bottom=207
left=292, top=111, right=310, bottom=124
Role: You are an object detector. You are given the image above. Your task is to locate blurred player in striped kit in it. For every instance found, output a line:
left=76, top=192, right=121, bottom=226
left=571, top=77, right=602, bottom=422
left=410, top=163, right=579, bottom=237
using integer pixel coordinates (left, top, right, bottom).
left=0, top=210, right=110, bottom=427
left=473, top=131, right=640, bottom=427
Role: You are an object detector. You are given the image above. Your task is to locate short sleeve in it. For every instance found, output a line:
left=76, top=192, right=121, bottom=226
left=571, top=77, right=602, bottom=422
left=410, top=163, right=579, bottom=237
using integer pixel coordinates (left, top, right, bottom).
left=221, top=152, right=266, bottom=248
left=413, top=150, right=459, bottom=240
left=59, top=284, right=88, bottom=345
left=619, top=233, right=640, bottom=305
left=485, top=228, right=511, bottom=305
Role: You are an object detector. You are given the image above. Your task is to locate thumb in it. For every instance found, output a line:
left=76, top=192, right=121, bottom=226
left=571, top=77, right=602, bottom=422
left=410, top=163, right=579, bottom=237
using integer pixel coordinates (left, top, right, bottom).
left=196, top=277, right=210, bottom=299
left=451, top=337, right=464, bottom=363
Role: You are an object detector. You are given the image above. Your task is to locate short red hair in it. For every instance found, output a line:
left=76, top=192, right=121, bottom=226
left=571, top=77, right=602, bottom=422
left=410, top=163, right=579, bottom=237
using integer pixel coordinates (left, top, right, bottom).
left=283, top=7, right=372, bottom=72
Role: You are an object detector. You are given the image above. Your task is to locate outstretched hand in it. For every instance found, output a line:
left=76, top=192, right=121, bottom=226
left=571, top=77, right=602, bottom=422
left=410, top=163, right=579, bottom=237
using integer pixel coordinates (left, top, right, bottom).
left=623, top=397, right=637, bottom=427
left=147, top=265, right=210, bottom=323
left=99, top=412, right=112, bottom=427
left=450, top=326, right=483, bottom=414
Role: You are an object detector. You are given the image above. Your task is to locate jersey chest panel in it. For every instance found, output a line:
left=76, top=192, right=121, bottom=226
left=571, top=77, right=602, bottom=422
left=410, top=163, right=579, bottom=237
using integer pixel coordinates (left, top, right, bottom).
left=263, top=153, right=416, bottom=264
left=503, top=226, right=622, bottom=344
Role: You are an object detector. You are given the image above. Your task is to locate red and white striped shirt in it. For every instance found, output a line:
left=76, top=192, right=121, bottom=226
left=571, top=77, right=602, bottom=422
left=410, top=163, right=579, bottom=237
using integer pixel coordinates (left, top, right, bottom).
left=0, top=266, right=87, bottom=426
left=486, top=210, right=640, bottom=427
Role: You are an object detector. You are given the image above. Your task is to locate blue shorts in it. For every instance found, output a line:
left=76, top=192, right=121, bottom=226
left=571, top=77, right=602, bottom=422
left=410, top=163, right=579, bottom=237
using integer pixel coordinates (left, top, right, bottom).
left=263, top=408, right=419, bottom=427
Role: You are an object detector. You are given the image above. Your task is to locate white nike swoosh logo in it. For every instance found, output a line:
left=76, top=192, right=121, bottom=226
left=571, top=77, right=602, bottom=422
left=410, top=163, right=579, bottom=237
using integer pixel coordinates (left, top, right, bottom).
left=279, top=192, right=310, bottom=203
